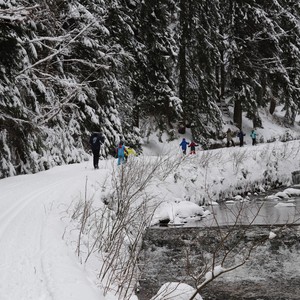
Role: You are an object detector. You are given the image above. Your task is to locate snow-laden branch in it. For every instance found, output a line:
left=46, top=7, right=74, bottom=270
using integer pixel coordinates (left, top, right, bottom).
left=26, top=35, right=71, bottom=44
left=34, top=58, right=111, bottom=126
left=59, top=59, right=110, bottom=70
left=0, top=5, right=38, bottom=22
left=189, top=249, right=255, bottom=300
left=17, top=21, right=96, bottom=76
left=188, top=223, right=293, bottom=300
left=0, top=112, right=34, bottom=126
left=37, top=88, right=80, bottom=126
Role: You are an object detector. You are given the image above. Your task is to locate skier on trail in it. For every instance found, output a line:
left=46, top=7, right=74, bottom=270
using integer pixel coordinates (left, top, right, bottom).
left=226, top=128, right=235, bottom=147
left=188, top=141, right=199, bottom=154
left=250, top=129, right=257, bottom=146
left=116, top=141, right=128, bottom=165
left=237, top=129, right=246, bottom=147
left=89, top=131, right=105, bottom=169
left=179, top=138, right=189, bottom=155
left=124, top=147, right=137, bottom=162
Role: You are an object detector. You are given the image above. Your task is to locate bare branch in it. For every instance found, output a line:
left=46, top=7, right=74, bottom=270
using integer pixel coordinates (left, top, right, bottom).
left=0, top=5, right=39, bottom=22
left=17, top=21, right=96, bottom=76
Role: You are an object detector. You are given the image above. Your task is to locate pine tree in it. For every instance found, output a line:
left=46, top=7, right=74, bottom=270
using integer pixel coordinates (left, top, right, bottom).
left=0, top=0, right=140, bottom=177
left=272, top=0, right=300, bottom=125
left=178, top=0, right=223, bottom=144
left=131, top=0, right=183, bottom=137
left=2, top=0, right=300, bottom=177
left=222, top=0, right=300, bottom=129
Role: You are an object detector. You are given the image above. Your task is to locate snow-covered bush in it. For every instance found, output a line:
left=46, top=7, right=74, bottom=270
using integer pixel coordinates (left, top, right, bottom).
left=68, top=155, right=183, bottom=299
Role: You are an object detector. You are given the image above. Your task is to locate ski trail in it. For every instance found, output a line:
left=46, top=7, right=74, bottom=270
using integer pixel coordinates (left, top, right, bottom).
left=0, top=189, right=54, bottom=299
left=0, top=179, right=67, bottom=235
left=0, top=164, right=105, bottom=300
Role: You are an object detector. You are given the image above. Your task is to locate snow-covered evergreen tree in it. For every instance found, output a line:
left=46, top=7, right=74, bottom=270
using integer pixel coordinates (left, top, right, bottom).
left=1, top=0, right=300, bottom=177
left=0, top=0, right=140, bottom=177
left=179, top=0, right=223, bottom=143
left=133, top=0, right=183, bottom=136
left=223, top=0, right=300, bottom=129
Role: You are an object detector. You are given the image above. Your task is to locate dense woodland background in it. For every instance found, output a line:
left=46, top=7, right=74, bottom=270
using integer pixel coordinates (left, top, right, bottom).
left=1, top=0, right=300, bottom=178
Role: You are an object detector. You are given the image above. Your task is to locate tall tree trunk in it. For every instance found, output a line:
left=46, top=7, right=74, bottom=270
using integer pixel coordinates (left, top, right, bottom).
left=216, top=64, right=220, bottom=99
left=269, top=98, right=276, bottom=115
left=220, top=49, right=226, bottom=99
left=179, top=0, right=188, bottom=125
left=219, top=23, right=226, bottom=100
left=133, top=103, right=139, bottom=128
left=233, top=98, right=242, bottom=129
left=252, top=112, right=262, bottom=128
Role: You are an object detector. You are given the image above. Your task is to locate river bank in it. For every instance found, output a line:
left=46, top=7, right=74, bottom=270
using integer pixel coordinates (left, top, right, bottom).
left=138, top=224, right=300, bottom=300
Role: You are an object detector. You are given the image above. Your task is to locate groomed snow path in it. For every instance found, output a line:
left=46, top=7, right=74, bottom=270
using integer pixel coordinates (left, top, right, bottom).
left=0, top=160, right=107, bottom=300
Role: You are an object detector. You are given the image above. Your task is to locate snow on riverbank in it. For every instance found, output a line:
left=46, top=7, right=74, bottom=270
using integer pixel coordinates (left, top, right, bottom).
left=148, top=139, right=300, bottom=225
left=1, top=136, right=300, bottom=299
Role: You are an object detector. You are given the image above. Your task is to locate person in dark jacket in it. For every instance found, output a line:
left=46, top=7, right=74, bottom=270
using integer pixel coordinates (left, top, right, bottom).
left=237, top=129, right=246, bottom=147
left=89, top=131, right=105, bottom=169
left=188, top=141, right=199, bottom=154
left=179, top=138, right=189, bottom=155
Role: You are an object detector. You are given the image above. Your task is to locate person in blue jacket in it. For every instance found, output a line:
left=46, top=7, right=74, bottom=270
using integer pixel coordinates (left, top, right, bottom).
left=116, top=141, right=128, bottom=165
left=250, top=129, right=257, bottom=146
left=180, top=138, right=189, bottom=154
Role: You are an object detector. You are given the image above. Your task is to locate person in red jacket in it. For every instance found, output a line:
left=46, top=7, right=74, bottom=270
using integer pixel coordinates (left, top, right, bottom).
left=188, top=141, right=198, bottom=154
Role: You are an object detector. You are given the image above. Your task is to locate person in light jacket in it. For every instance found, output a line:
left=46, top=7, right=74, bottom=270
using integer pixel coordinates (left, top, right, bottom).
left=116, top=141, right=128, bottom=165
left=250, top=129, right=257, bottom=146
left=226, top=128, right=235, bottom=147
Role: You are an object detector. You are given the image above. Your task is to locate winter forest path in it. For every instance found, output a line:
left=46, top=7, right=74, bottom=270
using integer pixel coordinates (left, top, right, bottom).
left=0, top=139, right=299, bottom=299
left=0, top=161, right=109, bottom=300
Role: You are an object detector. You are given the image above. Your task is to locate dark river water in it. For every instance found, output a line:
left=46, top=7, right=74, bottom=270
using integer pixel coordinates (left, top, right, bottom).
left=185, top=187, right=300, bottom=227
left=145, top=187, right=300, bottom=300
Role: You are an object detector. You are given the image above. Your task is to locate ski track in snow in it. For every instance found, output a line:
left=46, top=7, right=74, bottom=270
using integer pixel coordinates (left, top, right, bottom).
left=0, top=163, right=105, bottom=300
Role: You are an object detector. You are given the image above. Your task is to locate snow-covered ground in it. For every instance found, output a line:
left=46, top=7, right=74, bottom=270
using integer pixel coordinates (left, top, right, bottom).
left=1, top=108, right=300, bottom=300
left=0, top=163, right=108, bottom=300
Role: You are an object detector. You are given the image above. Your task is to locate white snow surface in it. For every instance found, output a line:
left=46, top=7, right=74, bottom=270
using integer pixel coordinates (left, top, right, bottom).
left=204, top=265, right=226, bottom=282
left=150, top=282, right=203, bottom=300
left=1, top=108, right=300, bottom=299
left=0, top=164, right=106, bottom=300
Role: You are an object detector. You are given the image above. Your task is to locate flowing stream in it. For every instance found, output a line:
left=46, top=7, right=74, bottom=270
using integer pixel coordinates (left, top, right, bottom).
left=140, top=186, right=300, bottom=300
left=184, top=187, right=300, bottom=227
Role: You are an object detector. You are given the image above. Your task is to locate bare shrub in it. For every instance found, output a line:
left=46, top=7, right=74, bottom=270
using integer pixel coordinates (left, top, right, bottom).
left=71, top=155, right=183, bottom=299
left=186, top=201, right=297, bottom=300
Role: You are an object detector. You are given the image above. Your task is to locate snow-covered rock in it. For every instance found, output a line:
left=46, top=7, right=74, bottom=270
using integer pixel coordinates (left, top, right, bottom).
left=151, top=201, right=210, bottom=226
left=150, top=282, right=203, bottom=300
left=274, top=191, right=290, bottom=199
left=274, top=202, right=296, bottom=208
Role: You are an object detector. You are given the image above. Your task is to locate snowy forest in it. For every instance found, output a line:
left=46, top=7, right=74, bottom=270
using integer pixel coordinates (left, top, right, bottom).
left=1, top=0, right=300, bottom=178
